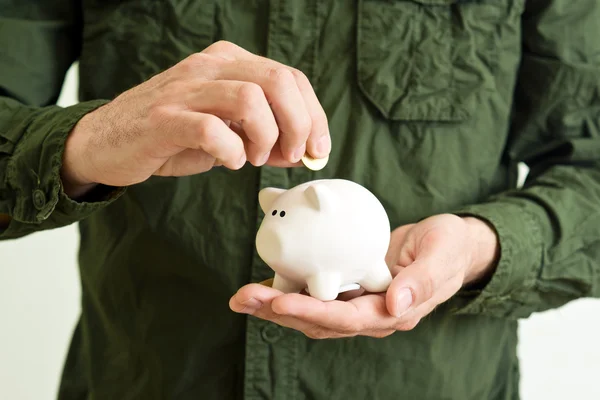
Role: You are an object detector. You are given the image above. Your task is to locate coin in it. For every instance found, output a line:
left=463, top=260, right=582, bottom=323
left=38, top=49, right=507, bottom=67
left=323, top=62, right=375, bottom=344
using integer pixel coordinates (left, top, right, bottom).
left=301, top=152, right=329, bottom=171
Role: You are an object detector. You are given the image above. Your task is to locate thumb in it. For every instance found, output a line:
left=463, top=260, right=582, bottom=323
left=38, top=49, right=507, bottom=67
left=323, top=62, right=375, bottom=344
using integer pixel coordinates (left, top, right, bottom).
left=385, top=258, right=439, bottom=318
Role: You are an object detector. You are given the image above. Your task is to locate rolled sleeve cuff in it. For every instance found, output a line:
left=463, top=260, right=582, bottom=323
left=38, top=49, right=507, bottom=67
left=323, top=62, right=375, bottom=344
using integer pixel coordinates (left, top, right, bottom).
left=6, top=100, right=124, bottom=229
left=446, top=199, right=544, bottom=318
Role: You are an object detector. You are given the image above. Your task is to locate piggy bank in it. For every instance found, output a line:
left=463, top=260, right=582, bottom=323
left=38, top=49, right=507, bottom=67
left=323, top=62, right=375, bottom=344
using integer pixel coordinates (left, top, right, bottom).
left=255, top=179, right=392, bottom=301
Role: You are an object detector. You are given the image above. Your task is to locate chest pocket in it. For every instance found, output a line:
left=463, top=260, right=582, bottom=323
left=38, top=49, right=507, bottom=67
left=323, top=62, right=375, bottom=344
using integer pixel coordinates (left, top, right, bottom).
left=82, top=0, right=217, bottom=88
left=357, top=0, right=507, bottom=122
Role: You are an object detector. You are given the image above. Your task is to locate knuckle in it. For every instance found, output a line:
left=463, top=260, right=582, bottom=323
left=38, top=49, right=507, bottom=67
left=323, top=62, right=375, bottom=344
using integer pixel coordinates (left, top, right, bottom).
left=188, top=52, right=206, bottom=62
left=197, top=115, right=222, bottom=142
left=182, top=52, right=223, bottom=74
left=268, top=67, right=296, bottom=87
left=177, top=53, right=211, bottom=75
left=206, top=40, right=238, bottom=53
left=148, top=104, right=173, bottom=127
left=236, top=84, right=278, bottom=144
left=290, top=68, right=309, bottom=84
left=237, top=83, right=265, bottom=112
left=185, top=52, right=209, bottom=67
left=166, top=81, right=188, bottom=99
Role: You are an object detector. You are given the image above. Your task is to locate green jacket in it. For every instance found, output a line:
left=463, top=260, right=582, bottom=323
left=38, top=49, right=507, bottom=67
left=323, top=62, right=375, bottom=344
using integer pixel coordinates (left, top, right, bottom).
left=2, top=1, right=600, bottom=399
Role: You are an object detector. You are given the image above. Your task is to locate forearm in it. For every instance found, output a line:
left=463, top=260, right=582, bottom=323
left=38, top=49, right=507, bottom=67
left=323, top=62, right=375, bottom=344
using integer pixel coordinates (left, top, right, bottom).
left=0, top=97, right=124, bottom=239
left=450, top=164, right=600, bottom=318
left=0, top=1, right=126, bottom=238
left=443, top=0, right=600, bottom=320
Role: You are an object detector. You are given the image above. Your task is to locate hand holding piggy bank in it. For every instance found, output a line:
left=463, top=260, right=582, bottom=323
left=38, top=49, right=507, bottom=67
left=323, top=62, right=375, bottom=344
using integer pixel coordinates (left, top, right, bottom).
left=256, top=179, right=393, bottom=301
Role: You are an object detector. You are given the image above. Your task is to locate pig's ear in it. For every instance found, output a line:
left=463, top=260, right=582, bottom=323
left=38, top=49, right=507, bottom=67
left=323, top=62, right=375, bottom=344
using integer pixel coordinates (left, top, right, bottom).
left=259, top=187, right=286, bottom=213
left=304, top=184, right=335, bottom=212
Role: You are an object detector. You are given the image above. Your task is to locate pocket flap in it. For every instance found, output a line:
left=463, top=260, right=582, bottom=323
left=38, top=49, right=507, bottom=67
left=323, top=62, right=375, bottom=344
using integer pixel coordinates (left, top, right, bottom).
left=356, top=0, right=500, bottom=122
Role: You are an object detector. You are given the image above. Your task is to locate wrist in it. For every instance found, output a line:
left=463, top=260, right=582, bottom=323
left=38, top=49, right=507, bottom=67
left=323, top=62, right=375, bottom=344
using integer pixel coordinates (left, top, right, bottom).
left=462, top=216, right=500, bottom=287
left=61, top=113, right=98, bottom=199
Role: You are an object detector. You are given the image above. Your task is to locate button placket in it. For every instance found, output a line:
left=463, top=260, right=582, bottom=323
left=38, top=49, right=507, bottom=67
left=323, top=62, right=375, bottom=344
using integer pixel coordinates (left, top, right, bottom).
left=243, top=1, right=322, bottom=398
left=244, top=163, right=289, bottom=400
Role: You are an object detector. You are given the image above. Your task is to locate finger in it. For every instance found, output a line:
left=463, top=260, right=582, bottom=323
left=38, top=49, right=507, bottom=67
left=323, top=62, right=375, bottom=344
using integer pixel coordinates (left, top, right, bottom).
left=185, top=80, right=278, bottom=166
left=263, top=145, right=304, bottom=167
left=229, top=284, right=323, bottom=333
left=217, top=61, right=312, bottom=163
left=229, top=123, right=302, bottom=168
left=231, top=284, right=394, bottom=339
left=272, top=292, right=397, bottom=333
left=229, top=283, right=284, bottom=314
left=203, top=41, right=330, bottom=160
left=386, top=224, right=417, bottom=269
left=154, top=148, right=216, bottom=176
left=173, top=111, right=246, bottom=170
left=288, top=68, right=331, bottom=159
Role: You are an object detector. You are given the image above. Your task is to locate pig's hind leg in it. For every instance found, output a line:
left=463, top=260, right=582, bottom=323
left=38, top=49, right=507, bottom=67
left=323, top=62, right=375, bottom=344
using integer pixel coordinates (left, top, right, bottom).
left=306, top=272, right=342, bottom=301
left=360, top=261, right=392, bottom=293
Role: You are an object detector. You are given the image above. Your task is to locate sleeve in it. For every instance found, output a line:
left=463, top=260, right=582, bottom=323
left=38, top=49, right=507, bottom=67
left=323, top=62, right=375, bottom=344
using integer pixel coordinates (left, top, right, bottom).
left=0, top=1, right=124, bottom=240
left=447, top=0, right=600, bottom=319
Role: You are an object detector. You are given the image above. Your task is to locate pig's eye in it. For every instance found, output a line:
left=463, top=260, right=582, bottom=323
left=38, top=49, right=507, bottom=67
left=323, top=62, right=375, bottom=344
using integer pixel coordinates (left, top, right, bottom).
left=271, top=210, right=277, bottom=216
left=280, top=211, right=286, bottom=217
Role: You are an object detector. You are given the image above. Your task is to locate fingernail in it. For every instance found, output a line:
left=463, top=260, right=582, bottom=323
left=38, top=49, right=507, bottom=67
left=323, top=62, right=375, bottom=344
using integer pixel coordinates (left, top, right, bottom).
left=293, top=145, right=306, bottom=162
left=316, top=135, right=331, bottom=157
left=395, top=288, right=413, bottom=317
left=240, top=297, right=263, bottom=314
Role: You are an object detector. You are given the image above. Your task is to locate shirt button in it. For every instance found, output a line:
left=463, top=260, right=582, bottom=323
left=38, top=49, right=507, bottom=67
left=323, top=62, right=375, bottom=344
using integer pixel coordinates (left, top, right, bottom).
left=261, top=323, right=283, bottom=343
left=32, top=190, right=46, bottom=210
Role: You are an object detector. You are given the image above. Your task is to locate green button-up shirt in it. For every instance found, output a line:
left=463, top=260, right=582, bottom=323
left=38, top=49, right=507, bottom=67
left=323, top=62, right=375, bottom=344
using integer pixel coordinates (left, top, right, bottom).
left=1, top=1, right=600, bottom=399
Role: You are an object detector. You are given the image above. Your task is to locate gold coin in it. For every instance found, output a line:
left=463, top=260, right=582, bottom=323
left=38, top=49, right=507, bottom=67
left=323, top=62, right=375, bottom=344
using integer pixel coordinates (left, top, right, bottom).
left=301, top=153, right=329, bottom=171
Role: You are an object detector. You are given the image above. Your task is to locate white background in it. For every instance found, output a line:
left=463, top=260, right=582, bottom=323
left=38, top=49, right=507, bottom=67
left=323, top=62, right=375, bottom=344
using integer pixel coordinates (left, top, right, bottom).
left=1, top=64, right=599, bottom=400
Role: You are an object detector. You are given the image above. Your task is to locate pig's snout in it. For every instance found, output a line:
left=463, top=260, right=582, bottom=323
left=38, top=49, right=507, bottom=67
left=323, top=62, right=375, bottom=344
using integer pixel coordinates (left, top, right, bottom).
left=256, top=226, right=283, bottom=264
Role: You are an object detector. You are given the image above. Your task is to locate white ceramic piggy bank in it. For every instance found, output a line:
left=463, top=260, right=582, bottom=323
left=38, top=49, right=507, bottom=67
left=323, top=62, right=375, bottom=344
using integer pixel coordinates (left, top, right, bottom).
left=255, top=179, right=392, bottom=301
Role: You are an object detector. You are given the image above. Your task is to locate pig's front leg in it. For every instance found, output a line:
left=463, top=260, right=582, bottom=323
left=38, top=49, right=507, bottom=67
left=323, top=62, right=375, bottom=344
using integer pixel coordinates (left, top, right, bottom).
left=360, top=260, right=393, bottom=293
left=306, top=272, right=342, bottom=301
left=272, top=273, right=305, bottom=294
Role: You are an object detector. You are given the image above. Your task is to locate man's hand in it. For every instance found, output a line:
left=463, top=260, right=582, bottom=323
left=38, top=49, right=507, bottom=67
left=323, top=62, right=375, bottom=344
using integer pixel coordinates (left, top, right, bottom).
left=61, top=41, right=331, bottom=197
left=229, top=214, right=499, bottom=339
